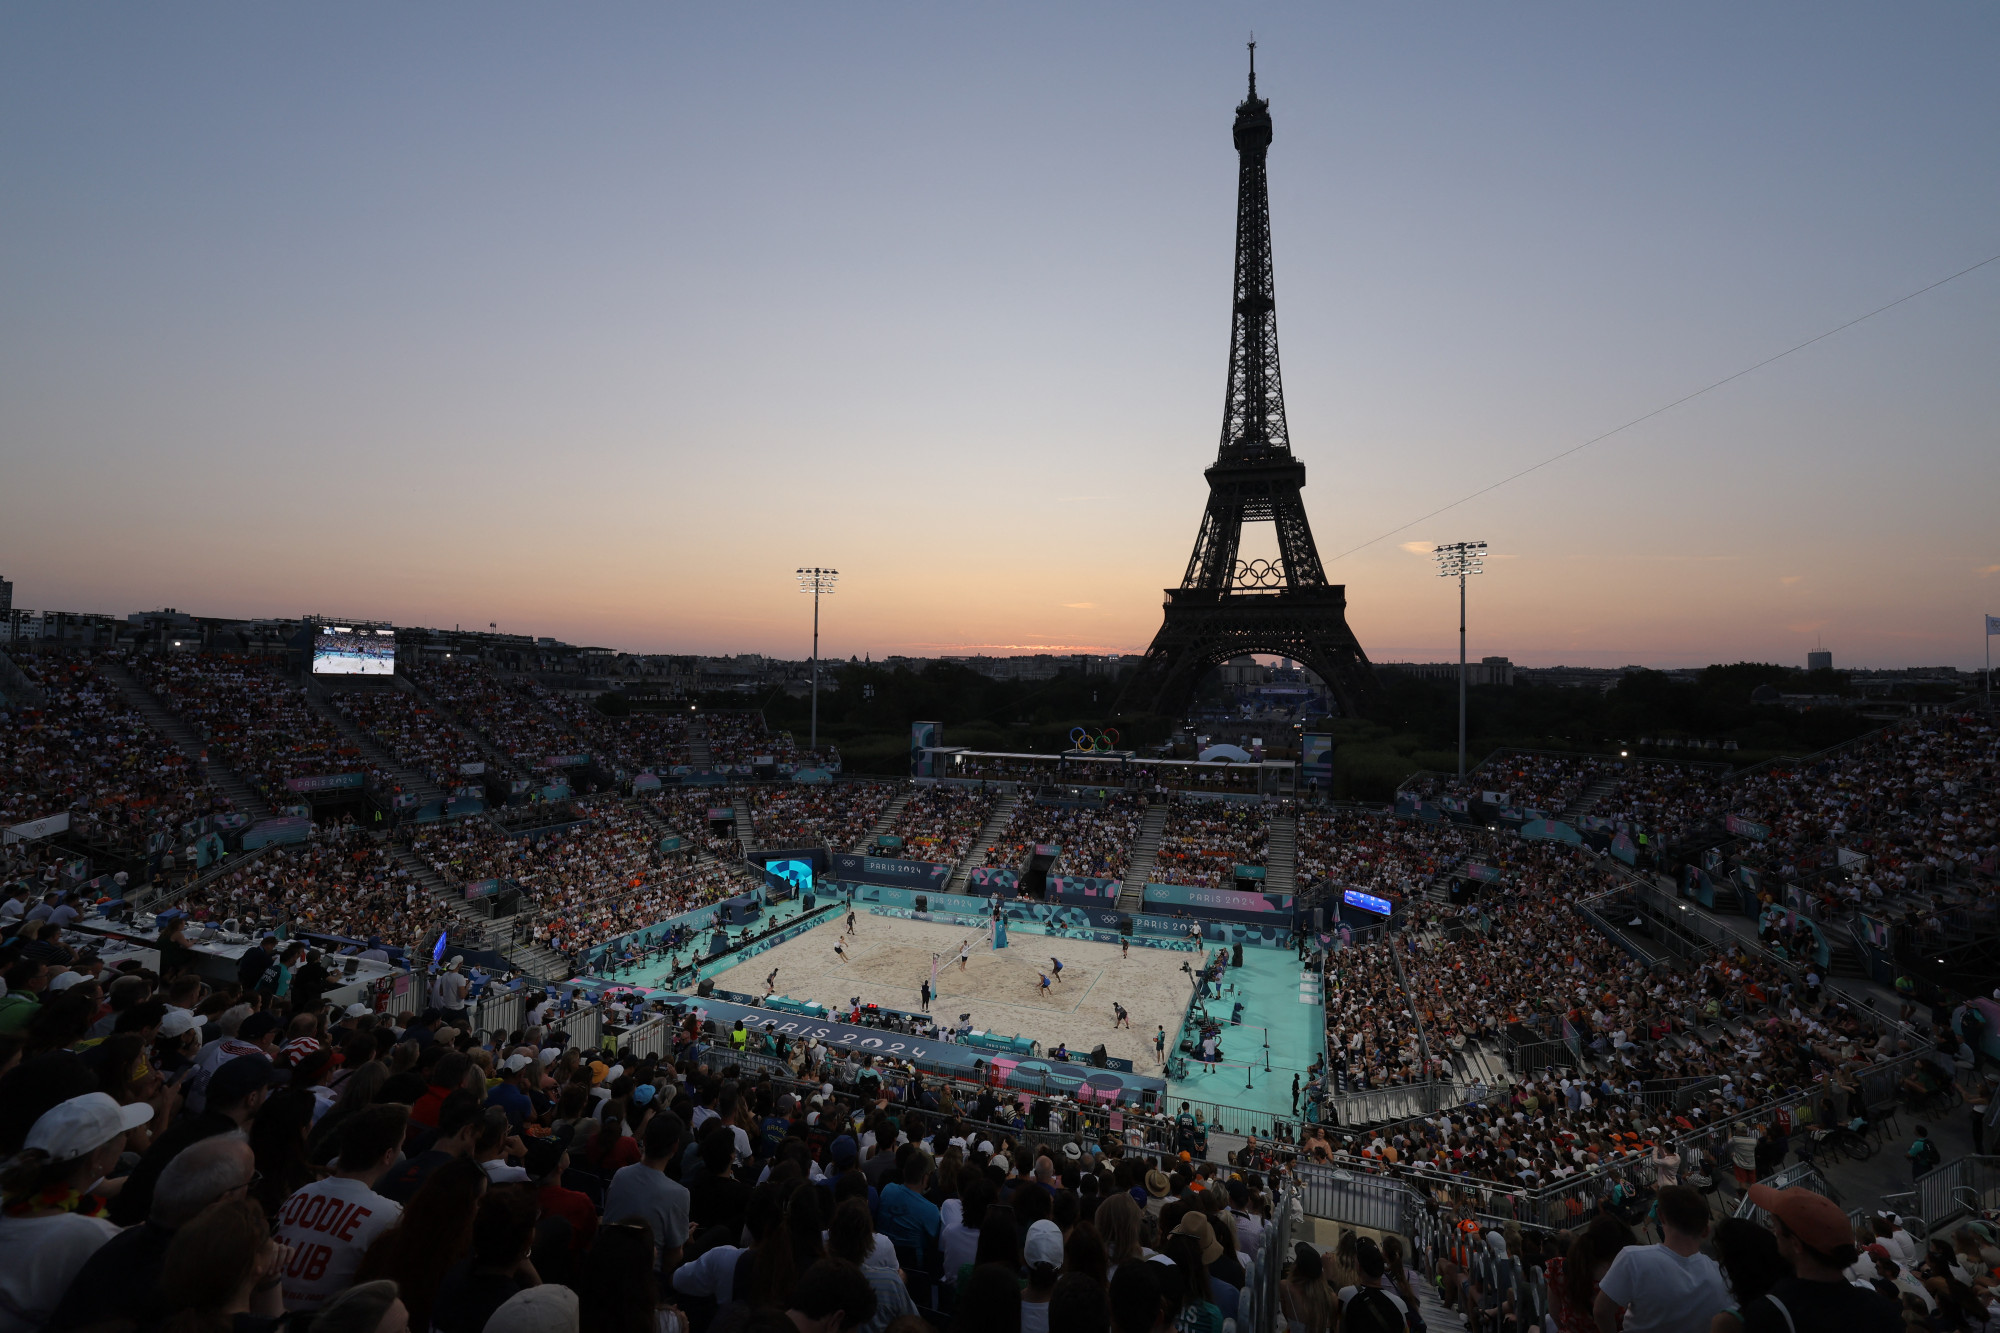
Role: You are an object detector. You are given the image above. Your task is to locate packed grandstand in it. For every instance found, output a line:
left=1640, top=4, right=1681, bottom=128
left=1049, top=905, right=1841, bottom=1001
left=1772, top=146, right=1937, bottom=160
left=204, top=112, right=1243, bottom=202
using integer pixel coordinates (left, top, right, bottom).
left=2, top=639, right=1996, bottom=1333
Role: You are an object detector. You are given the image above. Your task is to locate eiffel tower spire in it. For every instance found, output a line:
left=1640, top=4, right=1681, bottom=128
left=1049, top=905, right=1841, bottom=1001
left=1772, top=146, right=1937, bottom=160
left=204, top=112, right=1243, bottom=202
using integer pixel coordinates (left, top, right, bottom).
left=1180, top=48, right=1329, bottom=595
left=1118, top=55, right=1378, bottom=722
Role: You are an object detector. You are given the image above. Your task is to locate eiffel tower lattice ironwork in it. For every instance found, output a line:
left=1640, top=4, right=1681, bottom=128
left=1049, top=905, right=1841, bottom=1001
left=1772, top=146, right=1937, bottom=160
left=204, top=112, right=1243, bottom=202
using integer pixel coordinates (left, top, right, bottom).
left=1119, top=47, right=1379, bottom=720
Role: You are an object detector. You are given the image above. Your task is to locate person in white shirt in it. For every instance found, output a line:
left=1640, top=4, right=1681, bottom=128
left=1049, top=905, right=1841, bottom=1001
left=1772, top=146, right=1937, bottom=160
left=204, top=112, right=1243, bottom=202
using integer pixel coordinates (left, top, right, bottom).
left=1594, top=1185, right=1729, bottom=1333
left=0, top=1093, right=154, bottom=1333
left=271, top=1104, right=407, bottom=1311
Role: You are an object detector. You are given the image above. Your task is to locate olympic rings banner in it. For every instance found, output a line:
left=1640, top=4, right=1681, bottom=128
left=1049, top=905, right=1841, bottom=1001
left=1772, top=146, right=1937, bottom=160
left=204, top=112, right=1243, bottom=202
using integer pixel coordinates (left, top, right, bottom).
left=1066, top=726, right=1121, bottom=753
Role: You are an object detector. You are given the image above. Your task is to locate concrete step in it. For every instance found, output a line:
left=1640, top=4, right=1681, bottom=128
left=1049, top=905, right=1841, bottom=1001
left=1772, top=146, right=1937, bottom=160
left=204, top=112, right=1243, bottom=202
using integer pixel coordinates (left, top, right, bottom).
left=304, top=685, right=443, bottom=803
left=1117, top=802, right=1170, bottom=911
left=1265, top=810, right=1298, bottom=895
left=860, top=791, right=912, bottom=853
left=1564, top=771, right=1619, bottom=824
left=405, top=673, right=527, bottom=779
left=96, top=658, right=272, bottom=821
left=948, top=791, right=1019, bottom=892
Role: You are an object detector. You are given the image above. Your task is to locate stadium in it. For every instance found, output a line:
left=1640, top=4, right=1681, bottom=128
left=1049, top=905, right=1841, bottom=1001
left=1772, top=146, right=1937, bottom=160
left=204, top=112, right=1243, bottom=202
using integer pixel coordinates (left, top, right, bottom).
left=3, top=21, right=1996, bottom=1333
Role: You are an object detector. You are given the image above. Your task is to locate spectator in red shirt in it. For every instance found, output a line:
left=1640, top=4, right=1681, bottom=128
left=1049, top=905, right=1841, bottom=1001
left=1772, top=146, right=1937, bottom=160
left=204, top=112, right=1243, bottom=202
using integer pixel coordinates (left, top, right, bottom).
left=409, top=1051, right=473, bottom=1131
left=525, top=1131, right=596, bottom=1254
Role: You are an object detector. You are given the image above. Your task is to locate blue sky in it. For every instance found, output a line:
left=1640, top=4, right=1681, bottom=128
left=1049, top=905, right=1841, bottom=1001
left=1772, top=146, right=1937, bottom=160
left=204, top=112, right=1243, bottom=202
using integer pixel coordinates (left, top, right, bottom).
left=3, top=5, right=1995, bottom=667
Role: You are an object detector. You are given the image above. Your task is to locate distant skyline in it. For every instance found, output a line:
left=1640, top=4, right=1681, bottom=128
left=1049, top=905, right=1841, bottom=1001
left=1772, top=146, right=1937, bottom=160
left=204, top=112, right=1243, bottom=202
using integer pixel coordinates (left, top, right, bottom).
left=3, top=6, right=1996, bottom=670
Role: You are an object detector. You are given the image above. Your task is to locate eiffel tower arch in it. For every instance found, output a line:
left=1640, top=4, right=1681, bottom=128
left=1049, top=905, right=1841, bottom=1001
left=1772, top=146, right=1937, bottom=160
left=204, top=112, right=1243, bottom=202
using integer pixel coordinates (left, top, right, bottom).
left=1119, top=47, right=1380, bottom=721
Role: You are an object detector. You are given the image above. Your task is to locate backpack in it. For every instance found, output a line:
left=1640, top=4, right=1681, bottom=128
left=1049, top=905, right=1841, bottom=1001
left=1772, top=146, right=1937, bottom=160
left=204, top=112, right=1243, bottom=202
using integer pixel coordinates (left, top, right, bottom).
left=1915, top=1137, right=1942, bottom=1173
left=1343, top=1286, right=1408, bottom=1333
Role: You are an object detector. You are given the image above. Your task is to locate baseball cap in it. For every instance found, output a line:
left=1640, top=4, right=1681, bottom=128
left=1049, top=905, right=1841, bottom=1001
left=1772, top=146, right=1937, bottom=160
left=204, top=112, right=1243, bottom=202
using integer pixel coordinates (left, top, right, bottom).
left=27, top=1092, right=153, bottom=1161
left=344, top=1002, right=372, bottom=1018
left=47, top=971, right=90, bottom=993
left=207, top=1054, right=289, bottom=1106
left=1748, top=1184, right=1854, bottom=1253
left=159, top=1010, right=201, bottom=1041
left=632, top=1083, right=656, bottom=1106
left=1024, top=1219, right=1065, bottom=1268
left=830, top=1134, right=858, bottom=1165
left=237, top=1012, right=282, bottom=1041
left=484, top=1283, right=579, bottom=1333
left=523, top=1128, right=574, bottom=1179
left=279, top=1036, right=323, bottom=1067
left=991, top=1154, right=1011, bottom=1175
left=503, top=1054, right=534, bottom=1073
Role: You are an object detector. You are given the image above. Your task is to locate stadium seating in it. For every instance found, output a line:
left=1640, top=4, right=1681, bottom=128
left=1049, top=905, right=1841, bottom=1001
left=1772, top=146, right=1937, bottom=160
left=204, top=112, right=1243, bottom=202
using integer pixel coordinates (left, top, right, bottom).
left=1152, top=798, right=1266, bottom=888
left=131, top=653, right=386, bottom=803
left=748, top=783, right=893, bottom=851
left=883, top=784, right=998, bottom=862
left=330, top=686, right=486, bottom=789
left=982, top=792, right=1145, bottom=879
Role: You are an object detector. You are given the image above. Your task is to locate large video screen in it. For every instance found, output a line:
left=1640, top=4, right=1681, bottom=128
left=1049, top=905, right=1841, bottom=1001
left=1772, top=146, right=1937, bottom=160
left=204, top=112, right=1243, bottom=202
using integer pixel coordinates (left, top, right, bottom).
left=312, top=627, right=397, bottom=676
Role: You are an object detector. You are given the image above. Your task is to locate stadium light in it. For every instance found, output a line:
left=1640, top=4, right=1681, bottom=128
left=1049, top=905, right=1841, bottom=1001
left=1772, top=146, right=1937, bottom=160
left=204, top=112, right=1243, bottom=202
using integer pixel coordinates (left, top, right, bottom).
left=797, top=567, right=839, bottom=752
left=1433, top=541, right=1487, bottom=779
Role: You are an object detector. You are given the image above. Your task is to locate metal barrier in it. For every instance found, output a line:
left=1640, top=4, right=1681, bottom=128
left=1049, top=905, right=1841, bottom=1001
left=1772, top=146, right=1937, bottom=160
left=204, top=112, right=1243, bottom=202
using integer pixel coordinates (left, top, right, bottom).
left=1292, top=1162, right=1415, bottom=1233
left=471, top=986, right=528, bottom=1037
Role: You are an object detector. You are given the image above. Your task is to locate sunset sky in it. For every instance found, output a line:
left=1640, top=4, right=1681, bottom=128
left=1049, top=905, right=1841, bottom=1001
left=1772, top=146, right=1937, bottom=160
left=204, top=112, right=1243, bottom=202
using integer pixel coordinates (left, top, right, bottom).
left=3, top=6, right=1996, bottom=669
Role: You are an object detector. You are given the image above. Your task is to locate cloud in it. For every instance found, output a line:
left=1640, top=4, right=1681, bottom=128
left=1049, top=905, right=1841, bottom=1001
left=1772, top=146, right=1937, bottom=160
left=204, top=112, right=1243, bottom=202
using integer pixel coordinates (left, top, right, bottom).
left=1061, top=602, right=1096, bottom=609
left=1979, top=565, right=2000, bottom=577
left=1399, top=541, right=1434, bottom=554
left=1779, top=575, right=1803, bottom=586
left=1786, top=620, right=1828, bottom=634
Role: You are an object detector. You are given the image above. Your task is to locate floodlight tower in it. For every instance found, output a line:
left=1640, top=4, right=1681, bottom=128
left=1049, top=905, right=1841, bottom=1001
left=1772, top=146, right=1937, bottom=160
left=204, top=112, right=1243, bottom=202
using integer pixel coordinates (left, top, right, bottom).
left=796, top=567, right=839, bottom=752
left=1433, top=542, right=1487, bottom=778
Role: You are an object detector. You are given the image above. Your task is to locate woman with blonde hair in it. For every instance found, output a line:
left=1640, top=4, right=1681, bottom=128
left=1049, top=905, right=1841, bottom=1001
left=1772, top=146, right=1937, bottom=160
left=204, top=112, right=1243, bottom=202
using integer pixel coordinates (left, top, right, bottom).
left=1097, top=1193, right=1149, bottom=1277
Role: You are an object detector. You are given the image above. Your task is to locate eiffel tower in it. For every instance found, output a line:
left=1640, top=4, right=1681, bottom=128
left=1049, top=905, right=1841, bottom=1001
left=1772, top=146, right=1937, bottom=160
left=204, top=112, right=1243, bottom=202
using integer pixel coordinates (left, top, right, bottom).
left=1119, top=47, right=1379, bottom=720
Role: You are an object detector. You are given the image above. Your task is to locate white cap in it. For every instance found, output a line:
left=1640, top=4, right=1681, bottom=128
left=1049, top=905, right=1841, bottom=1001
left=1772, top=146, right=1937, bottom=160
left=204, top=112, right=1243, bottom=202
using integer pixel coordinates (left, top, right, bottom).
left=1025, top=1218, right=1065, bottom=1268
left=483, top=1283, right=579, bottom=1333
left=539, top=1048, right=562, bottom=1065
left=47, top=971, right=89, bottom=993
left=27, top=1092, right=153, bottom=1161
left=504, top=1054, right=534, bottom=1073
left=344, top=1003, right=371, bottom=1018
left=977, top=1140, right=995, bottom=1155
left=159, top=1010, right=202, bottom=1040
left=991, top=1154, right=1011, bottom=1174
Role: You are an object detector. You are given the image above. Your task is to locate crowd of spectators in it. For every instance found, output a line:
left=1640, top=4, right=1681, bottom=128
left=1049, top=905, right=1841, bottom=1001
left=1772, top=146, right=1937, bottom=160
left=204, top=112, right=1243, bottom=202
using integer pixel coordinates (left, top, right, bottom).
left=885, top=787, right=1000, bottom=864
left=655, top=790, right=744, bottom=857
left=750, top=785, right=894, bottom=852
left=983, top=795, right=1145, bottom=881
left=1310, top=840, right=1936, bottom=1219
left=1, top=653, right=230, bottom=857
left=413, top=662, right=594, bottom=770
left=1152, top=801, right=1266, bottom=889
left=177, top=817, right=453, bottom=952
left=1294, top=809, right=1476, bottom=898
left=702, top=712, right=790, bottom=766
left=0, top=943, right=1283, bottom=1333
left=333, top=686, right=489, bottom=790
left=133, top=653, right=388, bottom=803
left=525, top=685, right=693, bottom=774
left=1592, top=761, right=1733, bottom=844
left=408, top=799, right=748, bottom=959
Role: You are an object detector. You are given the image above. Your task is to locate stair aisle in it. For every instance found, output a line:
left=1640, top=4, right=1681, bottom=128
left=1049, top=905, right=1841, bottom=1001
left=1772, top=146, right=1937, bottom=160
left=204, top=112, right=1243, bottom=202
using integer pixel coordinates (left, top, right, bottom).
left=687, top=722, right=715, bottom=768
left=96, top=658, right=273, bottom=821
left=404, top=674, right=524, bottom=779
left=1116, top=801, right=1171, bottom=911
left=304, top=685, right=443, bottom=805
left=733, top=802, right=755, bottom=853
left=632, top=798, right=758, bottom=889
left=860, top=791, right=912, bottom=852
left=1563, top=771, right=1618, bottom=824
left=1265, top=810, right=1297, bottom=895
left=947, top=790, right=1019, bottom=892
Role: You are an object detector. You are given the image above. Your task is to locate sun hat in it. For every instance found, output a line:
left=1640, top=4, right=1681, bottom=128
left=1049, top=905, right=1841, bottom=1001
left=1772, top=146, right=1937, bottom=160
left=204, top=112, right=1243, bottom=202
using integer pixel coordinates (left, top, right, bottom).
left=1172, top=1211, right=1224, bottom=1264
left=1145, top=1169, right=1172, bottom=1198
left=26, top=1092, right=153, bottom=1161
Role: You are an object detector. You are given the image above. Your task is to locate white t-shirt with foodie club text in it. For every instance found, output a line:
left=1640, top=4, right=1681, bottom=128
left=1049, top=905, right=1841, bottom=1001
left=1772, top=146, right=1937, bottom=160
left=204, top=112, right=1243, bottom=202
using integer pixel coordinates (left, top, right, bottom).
left=272, top=1174, right=402, bottom=1311
left=1596, top=1242, right=1730, bottom=1333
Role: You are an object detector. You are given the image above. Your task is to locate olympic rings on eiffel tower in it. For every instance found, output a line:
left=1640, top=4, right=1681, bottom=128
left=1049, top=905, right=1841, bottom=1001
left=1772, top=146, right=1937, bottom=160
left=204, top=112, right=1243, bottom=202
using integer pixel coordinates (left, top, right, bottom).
left=1232, top=558, right=1286, bottom=588
left=1067, top=726, right=1122, bottom=753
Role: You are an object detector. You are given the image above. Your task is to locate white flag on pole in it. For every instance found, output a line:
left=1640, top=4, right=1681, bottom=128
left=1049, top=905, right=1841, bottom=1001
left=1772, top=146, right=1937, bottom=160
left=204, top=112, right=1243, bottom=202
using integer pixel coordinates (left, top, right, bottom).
left=1987, top=614, right=2000, bottom=635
